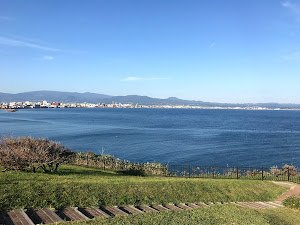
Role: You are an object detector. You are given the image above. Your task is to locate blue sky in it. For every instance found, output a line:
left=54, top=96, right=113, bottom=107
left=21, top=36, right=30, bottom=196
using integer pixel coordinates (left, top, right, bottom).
left=1, top=0, right=300, bottom=103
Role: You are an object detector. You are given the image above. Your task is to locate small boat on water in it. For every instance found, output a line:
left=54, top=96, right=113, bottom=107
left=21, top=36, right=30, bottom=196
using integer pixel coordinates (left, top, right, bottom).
left=3, top=109, right=17, bottom=112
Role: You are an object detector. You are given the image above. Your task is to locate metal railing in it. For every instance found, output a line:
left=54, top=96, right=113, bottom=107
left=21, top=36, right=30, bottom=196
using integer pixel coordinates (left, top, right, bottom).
left=166, top=164, right=300, bottom=183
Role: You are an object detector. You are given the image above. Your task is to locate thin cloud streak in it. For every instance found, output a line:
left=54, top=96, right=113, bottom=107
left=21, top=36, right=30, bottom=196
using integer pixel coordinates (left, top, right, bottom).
left=0, top=16, right=14, bottom=21
left=209, top=42, right=216, bottom=48
left=282, top=1, right=300, bottom=22
left=0, top=36, right=61, bottom=52
left=0, top=36, right=87, bottom=54
left=282, top=1, right=300, bottom=14
left=122, top=76, right=170, bottom=82
left=42, top=55, right=54, bottom=60
left=123, top=76, right=142, bottom=81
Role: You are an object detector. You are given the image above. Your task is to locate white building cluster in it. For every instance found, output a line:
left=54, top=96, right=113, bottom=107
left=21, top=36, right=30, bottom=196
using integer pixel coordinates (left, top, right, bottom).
left=0, top=100, right=298, bottom=111
left=0, top=101, right=141, bottom=109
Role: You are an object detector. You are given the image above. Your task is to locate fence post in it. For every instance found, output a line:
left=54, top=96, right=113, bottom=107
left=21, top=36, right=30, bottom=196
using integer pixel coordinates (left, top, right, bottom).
left=212, top=167, right=215, bottom=179
left=287, top=167, right=290, bottom=182
left=86, top=155, right=89, bottom=166
left=261, top=167, right=264, bottom=181
left=189, top=164, right=191, bottom=178
left=236, top=167, right=239, bottom=179
left=164, top=164, right=167, bottom=177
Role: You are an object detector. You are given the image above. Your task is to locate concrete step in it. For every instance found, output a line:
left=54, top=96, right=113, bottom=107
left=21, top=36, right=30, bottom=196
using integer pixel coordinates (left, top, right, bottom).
left=59, top=207, right=89, bottom=221
left=136, top=204, right=159, bottom=213
left=186, top=203, right=200, bottom=209
left=101, top=206, right=128, bottom=217
left=150, top=204, right=170, bottom=212
left=175, top=203, right=192, bottom=210
left=119, top=205, right=144, bottom=215
left=196, top=202, right=209, bottom=207
left=232, top=202, right=247, bottom=207
left=163, top=203, right=183, bottom=211
left=5, top=209, right=35, bottom=225
left=34, top=208, right=63, bottom=224
left=79, top=207, right=111, bottom=219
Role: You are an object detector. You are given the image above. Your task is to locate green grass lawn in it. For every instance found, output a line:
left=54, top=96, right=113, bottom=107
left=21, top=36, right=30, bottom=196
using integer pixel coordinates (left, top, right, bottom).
left=67, top=205, right=300, bottom=225
left=0, top=165, right=286, bottom=211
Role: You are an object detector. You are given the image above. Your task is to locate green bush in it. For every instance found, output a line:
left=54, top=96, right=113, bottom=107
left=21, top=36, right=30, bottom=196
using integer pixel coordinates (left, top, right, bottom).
left=283, top=196, right=300, bottom=209
left=117, top=168, right=146, bottom=176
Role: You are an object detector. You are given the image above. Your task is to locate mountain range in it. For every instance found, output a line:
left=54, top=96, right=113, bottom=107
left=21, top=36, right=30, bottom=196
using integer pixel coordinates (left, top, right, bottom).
left=0, top=90, right=300, bottom=109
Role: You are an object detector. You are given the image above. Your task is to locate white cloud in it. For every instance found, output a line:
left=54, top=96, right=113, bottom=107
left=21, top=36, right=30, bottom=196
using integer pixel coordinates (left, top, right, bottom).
left=122, top=76, right=142, bottom=81
left=0, top=16, right=13, bottom=21
left=282, top=1, right=300, bottom=22
left=42, top=55, right=54, bottom=60
left=282, top=1, right=300, bottom=14
left=209, top=42, right=216, bottom=48
left=122, top=76, right=169, bottom=82
left=0, top=36, right=61, bottom=52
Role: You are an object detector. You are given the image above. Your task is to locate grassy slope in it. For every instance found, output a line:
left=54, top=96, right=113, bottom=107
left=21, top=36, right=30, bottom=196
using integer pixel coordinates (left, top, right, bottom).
left=0, top=165, right=286, bottom=211
left=67, top=205, right=300, bottom=225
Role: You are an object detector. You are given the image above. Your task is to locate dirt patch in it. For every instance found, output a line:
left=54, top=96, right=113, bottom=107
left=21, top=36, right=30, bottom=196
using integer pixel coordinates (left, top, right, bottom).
left=273, top=182, right=300, bottom=202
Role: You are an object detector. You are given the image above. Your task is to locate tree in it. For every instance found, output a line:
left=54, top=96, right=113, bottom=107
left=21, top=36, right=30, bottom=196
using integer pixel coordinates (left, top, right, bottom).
left=0, top=137, right=73, bottom=173
left=282, top=164, right=298, bottom=176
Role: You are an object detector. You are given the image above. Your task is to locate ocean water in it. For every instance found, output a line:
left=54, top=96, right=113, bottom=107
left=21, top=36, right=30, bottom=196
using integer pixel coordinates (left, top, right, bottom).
left=0, top=108, right=300, bottom=167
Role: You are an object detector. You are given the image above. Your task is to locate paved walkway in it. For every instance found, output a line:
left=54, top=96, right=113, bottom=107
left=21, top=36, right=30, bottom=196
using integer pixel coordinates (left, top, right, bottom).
left=273, top=181, right=300, bottom=202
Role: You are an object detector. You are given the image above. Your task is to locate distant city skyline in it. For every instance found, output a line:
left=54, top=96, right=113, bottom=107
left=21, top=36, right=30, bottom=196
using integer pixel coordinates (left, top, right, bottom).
left=1, top=0, right=300, bottom=103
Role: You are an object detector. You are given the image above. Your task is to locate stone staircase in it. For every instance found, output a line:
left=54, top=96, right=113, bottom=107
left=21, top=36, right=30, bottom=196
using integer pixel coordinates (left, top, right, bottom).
left=0, top=201, right=283, bottom=225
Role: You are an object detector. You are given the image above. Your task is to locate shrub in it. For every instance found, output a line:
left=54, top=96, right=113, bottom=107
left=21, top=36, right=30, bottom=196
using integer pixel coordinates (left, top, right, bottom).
left=73, top=152, right=167, bottom=175
left=0, top=137, right=73, bottom=173
left=283, top=196, right=300, bottom=209
left=118, top=168, right=147, bottom=176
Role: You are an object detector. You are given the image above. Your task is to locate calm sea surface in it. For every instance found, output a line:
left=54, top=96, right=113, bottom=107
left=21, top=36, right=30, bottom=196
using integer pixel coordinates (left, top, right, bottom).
left=0, top=108, right=300, bottom=167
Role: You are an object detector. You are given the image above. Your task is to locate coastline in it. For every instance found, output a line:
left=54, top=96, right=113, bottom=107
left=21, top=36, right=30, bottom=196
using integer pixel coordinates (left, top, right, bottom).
left=1, top=103, right=300, bottom=111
